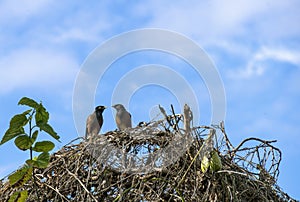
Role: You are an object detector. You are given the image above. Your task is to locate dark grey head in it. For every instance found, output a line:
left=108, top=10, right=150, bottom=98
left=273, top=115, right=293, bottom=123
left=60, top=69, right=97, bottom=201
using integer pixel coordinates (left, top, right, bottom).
left=95, top=105, right=106, bottom=117
left=112, top=104, right=126, bottom=111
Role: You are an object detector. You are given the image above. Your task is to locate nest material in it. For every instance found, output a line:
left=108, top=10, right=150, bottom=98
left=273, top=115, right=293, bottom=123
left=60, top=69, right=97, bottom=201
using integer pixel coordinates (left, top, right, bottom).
left=0, top=109, right=297, bottom=202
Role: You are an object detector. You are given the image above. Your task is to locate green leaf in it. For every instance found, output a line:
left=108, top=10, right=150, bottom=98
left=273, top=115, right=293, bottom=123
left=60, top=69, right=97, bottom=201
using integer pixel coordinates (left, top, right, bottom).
left=8, top=166, right=32, bottom=187
left=8, top=191, right=19, bottom=202
left=31, top=130, right=39, bottom=143
left=39, top=124, right=60, bottom=141
left=9, top=113, right=28, bottom=129
left=8, top=190, right=28, bottom=202
left=18, top=97, right=39, bottom=109
left=14, top=135, right=33, bottom=151
left=25, top=160, right=34, bottom=167
left=0, top=127, right=25, bottom=145
left=27, top=153, right=50, bottom=168
left=25, top=159, right=36, bottom=167
left=201, top=151, right=222, bottom=173
left=35, top=104, right=49, bottom=126
left=32, top=141, right=55, bottom=152
left=0, top=110, right=32, bottom=145
left=210, top=150, right=222, bottom=172
left=36, top=152, right=50, bottom=168
left=22, top=109, right=32, bottom=116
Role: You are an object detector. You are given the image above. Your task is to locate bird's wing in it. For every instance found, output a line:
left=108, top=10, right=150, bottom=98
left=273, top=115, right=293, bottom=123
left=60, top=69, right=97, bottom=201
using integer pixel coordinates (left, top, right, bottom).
left=85, top=114, right=92, bottom=134
left=124, top=111, right=132, bottom=127
left=85, top=113, right=98, bottom=138
left=115, top=113, right=122, bottom=129
left=115, top=110, right=132, bottom=130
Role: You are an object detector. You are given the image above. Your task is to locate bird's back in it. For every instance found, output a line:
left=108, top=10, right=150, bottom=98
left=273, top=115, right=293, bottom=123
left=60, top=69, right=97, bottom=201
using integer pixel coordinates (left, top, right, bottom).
left=116, top=109, right=132, bottom=130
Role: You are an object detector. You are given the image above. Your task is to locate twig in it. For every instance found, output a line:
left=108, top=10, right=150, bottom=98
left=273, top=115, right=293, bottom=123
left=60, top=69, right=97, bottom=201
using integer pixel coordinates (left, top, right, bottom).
left=66, top=168, right=98, bottom=202
left=34, top=175, right=70, bottom=202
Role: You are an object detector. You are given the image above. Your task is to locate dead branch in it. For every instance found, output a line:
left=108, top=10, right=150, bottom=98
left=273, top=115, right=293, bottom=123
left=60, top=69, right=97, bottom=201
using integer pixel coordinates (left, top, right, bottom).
left=0, top=106, right=296, bottom=202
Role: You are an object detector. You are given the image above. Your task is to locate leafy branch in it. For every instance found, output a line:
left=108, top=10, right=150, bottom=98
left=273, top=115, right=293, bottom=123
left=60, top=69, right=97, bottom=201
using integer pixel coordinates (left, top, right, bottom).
left=0, top=97, right=60, bottom=202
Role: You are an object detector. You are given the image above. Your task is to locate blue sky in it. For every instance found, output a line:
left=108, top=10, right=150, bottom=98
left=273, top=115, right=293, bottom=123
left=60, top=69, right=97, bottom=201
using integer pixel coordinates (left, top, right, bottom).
left=0, top=0, right=299, bottom=199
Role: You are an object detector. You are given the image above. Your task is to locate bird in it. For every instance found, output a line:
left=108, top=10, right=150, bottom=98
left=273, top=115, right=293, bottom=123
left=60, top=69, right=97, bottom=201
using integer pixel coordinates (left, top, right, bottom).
left=112, top=104, right=132, bottom=130
left=183, top=104, right=193, bottom=133
left=85, top=105, right=106, bottom=139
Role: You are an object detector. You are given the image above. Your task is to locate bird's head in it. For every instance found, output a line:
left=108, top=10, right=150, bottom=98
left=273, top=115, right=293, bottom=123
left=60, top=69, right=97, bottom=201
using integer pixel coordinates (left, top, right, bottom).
left=95, top=105, right=106, bottom=113
left=112, top=104, right=125, bottom=111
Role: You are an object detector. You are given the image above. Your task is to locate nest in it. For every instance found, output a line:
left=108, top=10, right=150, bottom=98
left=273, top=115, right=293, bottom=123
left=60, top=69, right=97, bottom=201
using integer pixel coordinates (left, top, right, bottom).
left=0, top=107, right=297, bottom=202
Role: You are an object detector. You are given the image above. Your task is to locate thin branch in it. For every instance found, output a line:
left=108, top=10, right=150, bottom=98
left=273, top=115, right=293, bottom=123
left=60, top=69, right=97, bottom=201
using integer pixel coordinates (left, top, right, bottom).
left=66, top=168, right=98, bottom=202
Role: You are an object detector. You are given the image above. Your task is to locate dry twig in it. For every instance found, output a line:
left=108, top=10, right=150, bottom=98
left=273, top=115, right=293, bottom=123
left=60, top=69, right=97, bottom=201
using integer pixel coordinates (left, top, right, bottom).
left=0, top=106, right=296, bottom=202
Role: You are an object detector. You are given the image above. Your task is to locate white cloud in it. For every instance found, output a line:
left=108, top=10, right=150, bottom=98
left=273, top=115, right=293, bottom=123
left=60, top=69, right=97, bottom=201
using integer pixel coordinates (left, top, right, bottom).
left=48, top=7, right=113, bottom=44
left=0, top=0, right=52, bottom=24
left=0, top=48, right=79, bottom=94
left=228, top=47, right=300, bottom=79
left=0, top=1, right=113, bottom=51
left=138, top=0, right=298, bottom=40
left=255, top=47, right=300, bottom=65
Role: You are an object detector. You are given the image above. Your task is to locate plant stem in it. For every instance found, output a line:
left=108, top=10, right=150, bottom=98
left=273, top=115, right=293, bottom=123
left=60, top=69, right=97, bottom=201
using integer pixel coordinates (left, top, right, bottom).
left=29, top=113, right=33, bottom=161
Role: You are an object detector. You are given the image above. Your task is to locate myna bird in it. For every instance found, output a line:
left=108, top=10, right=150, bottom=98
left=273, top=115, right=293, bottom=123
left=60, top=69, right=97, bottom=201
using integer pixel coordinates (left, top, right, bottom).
left=112, top=104, right=132, bottom=130
left=85, top=105, right=106, bottom=139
